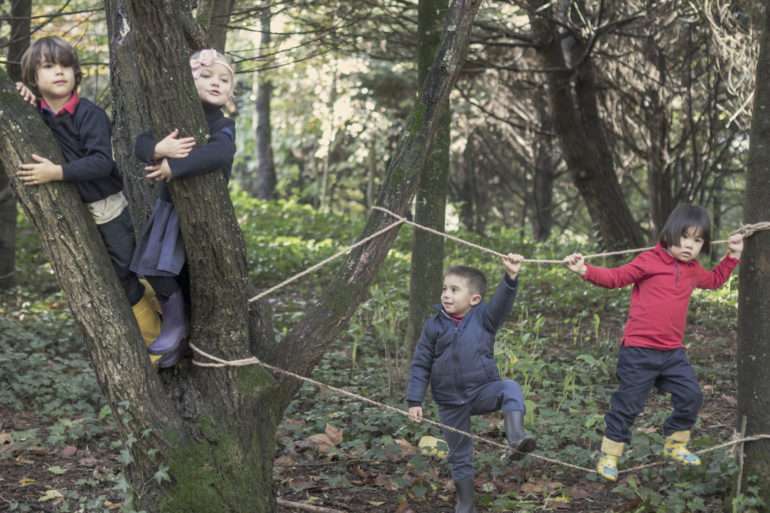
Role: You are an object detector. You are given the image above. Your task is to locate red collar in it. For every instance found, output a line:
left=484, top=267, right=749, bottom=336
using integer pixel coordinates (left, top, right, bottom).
left=40, top=92, right=80, bottom=116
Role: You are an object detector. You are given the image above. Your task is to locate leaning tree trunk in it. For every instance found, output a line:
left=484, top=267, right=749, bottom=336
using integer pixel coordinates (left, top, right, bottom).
left=196, top=0, right=235, bottom=52
left=0, top=0, right=31, bottom=289
left=0, top=72, right=183, bottom=506
left=0, top=1, right=480, bottom=512
left=525, top=0, right=645, bottom=250
left=404, top=0, right=450, bottom=361
left=737, top=2, right=770, bottom=503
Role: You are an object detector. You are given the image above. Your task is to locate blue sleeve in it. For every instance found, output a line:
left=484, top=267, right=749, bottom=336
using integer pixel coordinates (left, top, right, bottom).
left=405, top=321, right=437, bottom=405
left=134, top=130, right=158, bottom=163
left=168, top=121, right=236, bottom=179
left=482, top=274, right=518, bottom=332
left=60, top=106, right=116, bottom=182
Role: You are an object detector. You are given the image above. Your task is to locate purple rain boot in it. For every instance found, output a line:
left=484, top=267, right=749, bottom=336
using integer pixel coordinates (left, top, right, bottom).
left=149, top=290, right=188, bottom=368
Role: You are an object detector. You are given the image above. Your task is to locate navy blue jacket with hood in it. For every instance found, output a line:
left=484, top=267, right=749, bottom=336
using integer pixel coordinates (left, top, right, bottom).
left=406, top=274, right=518, bottom=407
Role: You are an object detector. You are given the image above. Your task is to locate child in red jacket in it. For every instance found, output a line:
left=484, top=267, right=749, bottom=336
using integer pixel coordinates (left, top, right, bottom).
left=564, top=205, right=743, bottom=481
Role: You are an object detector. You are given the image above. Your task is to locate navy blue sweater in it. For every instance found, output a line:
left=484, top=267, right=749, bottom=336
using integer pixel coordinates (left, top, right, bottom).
left=406, top=274, right=519, bottom=407
left=134, top=103, right=236, bottom=202
left=38, top=97, right=123, bottom=203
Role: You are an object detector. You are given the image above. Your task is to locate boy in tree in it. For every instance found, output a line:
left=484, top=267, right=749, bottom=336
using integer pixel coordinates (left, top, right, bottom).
left=16, top=36, right=161, bottom=350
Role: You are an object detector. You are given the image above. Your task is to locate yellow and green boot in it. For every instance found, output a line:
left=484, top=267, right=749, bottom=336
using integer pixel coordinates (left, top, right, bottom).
left=596, top=437, right=624, bottom=481
left=663, top=430, right=701, bottom=465
left=131, top=290, right=162, bottom=366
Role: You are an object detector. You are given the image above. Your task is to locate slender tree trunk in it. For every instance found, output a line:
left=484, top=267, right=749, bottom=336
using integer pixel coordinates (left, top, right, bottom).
left=737, top=2, right=770, bottom=502
left=644, top=34, right=673, bottom=235
left=531, top=91, right=556, bottom=241
left=0, top=0, right=31, bottom=289
left=404, top=0, right=450, bottom=360
left=0, top=2, right=479, bottom=512
left=255, top=4, right=277, bottom=199
left=525, top=0, right=645, bottom=249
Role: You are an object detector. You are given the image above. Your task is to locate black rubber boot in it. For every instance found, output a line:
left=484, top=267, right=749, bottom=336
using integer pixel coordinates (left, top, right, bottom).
left=504, top=411, right=536, bottom=460
left=454, top=478, right=476, bottom=513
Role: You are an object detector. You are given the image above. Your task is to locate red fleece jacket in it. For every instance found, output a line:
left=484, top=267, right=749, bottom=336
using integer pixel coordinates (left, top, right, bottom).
left=583, top=244, right=739, bottom=350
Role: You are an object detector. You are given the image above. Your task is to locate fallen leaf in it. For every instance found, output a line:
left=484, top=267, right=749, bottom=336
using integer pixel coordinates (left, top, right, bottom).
left=60, top=446, right=77, bottom=458
left=395, top=500, right=416, bottom=513
left=325, top=424, right=343, bottom=446
left=305, top=433, right=334, bottom=453
left=104, top=500, right=121, bottom=510
left=368, top=501, right=385, bottom=506
left=19, top=477, right=36, bottom=486
left=38, top=489, right=64, bottom=502
left=78, top=457, right=99, bottom=467
left=395, top=438, right=416, bottom=457
left=0, top=432, right=12, bottom=445
left=274, top=455, right=296, bottom=467
left=47, top=465, right=67, bottom=475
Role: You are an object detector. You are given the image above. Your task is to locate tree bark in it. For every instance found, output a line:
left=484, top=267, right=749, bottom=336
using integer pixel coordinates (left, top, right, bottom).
left=0, top=0, right=31, bottom=289
left=404, top=0, right=450, bottom=361
left=525, top=0, right=645, bottom=249
left=196, top=0, right=235, bottom=52
left=737, top=2, right=770, bottom=503
left=254, top=4, right=277, bottom=199
left=0, top=71, right=183, bottom=507
left=531, top=91, right=556, bottom=241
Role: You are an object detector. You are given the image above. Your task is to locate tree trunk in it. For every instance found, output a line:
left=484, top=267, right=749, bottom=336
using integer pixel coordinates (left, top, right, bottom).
left=255, top=4, right=277, bottom=199
left=0, top=1, right=482, bottom=512
left=0, top=0, right=31, bottom=289
left=404, top=0, right=450, bottom=360
left=105, top=0, right=159, bottom=227
left=531, top=91, right=556, bottom=241
left=525, top=0, right=645, bottom=250
left=196, top=0, right=235, bottom=52
left=737, top=2, right=770, bottom=503
left=0, top=71, right=183, bottom=508
left=644, top=34, right=673, bottom=235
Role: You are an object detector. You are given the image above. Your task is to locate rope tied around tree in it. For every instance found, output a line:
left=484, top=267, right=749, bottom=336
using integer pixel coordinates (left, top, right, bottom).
left=189, top=343, right=770, bottom=476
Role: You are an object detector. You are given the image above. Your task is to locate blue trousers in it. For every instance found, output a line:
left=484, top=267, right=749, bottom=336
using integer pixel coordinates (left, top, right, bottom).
left=97, top=208, right=143, bottom=305
left=605, top=347, right=703, bottom=443
left=437, top=379, right=525, bottom=480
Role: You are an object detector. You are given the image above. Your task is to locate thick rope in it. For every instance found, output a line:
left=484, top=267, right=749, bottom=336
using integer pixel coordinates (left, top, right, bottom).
left=248, top=218, right=405, bottom=303
left=373, top=207, right=770, bottom=263
left=189, top=343, right=770, bottom=476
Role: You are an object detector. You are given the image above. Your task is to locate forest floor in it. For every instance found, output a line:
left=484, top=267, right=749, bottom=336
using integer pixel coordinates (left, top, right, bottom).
left=0, top=210, right=753, bottom=513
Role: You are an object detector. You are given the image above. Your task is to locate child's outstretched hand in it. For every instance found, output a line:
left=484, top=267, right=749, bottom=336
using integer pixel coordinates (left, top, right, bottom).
left=154, top=129, right=196, bottom=159
left=15, top=82, right=36, bottom=105
left=502, top=253, right=523, bottom=279
left=727, top=233, right=744, bottom=259
left=563, top=253, right=587, bottom=276
left=145, top=159, right=173, bottom=182
left=408, top=406, right=423, bottom=423
left=17, top=154, right=63, bottom=186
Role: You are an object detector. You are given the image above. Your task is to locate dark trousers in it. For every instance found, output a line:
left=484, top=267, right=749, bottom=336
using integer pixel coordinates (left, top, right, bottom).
left=97, top=209, right=143, bottom=305
left=438, top=379, right=525, bottom=480
left=605, top=346, right=703, bottom=444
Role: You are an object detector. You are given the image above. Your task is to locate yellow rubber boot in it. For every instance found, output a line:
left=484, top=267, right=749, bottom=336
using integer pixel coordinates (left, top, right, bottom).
left=596, top=437, right=624, bottom=481
left=663, top=431, right=701, bottom=465
left=131, top=293, right=162, bottom=366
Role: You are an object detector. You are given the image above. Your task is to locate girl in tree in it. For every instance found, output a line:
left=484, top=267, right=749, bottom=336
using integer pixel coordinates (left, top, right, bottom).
left=564, top=204, right=743, bottom=481
left=131, top=49, right=236, bottom=367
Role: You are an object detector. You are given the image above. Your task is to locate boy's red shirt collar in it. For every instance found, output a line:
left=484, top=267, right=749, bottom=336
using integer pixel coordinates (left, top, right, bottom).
left=39, top=92, right=80, bottom=115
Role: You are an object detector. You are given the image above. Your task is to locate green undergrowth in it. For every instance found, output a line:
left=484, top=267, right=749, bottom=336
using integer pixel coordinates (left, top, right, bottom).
left=1, top=196, right=759, bottom=512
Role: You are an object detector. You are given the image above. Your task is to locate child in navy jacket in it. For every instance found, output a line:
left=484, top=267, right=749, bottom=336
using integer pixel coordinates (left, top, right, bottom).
left=564, top=204, right=743, bottom=481
left=406, top=254, right=535, bottom=513
left=16, top=36, right=161, bottom=348
left=131, top=49, right=236, bottom=368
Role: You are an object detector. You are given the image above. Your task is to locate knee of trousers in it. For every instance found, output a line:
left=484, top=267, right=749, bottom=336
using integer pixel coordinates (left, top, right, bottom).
left=678, top=388, right=704, bottom=414
left=500, top=380, right=524, bottom=409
